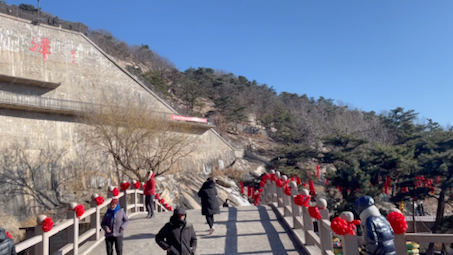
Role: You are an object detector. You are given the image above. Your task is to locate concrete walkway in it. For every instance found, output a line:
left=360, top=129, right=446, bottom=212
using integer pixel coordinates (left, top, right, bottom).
left=88, top=205, right=306, bottom=255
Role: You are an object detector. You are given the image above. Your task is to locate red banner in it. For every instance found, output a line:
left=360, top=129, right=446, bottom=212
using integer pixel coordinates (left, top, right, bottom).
left=170, top=115, right=208, bottom=123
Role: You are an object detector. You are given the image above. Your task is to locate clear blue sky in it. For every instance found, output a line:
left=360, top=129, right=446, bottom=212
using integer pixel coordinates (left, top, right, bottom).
left=6, top=0, right=453, bottom=126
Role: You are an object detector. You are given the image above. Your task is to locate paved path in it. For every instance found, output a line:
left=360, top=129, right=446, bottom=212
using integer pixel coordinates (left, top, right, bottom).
left=88, top=205, right=306, bottom=255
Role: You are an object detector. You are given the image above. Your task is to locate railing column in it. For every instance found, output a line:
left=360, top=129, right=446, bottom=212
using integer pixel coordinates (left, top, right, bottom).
left=394, top=234, right=407, bottom=255
left=340, top=211, right=359, bottom=255
left=73, top=207, right=79, bottom=255
left=120, top=181, right=129, bottom=214
left=301, top=189, right=314, bottom=245
left=276, top=171, right=283, bottom=208
left=90, top=194, right=101, bottom=241
left=66, top=202, right=76, bottom=255
left=282, top=175, right=291, bottom=217
left=107, top=186, right=114, bottom=199
left=141, top=182, right=146, bottom=212
left=34, top=215, right=47, bottom=255
left=131, top=180, right=138, bottom=213
left=317, top=199, right=333, bottom=255
left=270, top=170, right=277, bottom=203
left=290, top=181, right=303, bottom=229
left=266, top=179, right=272, bottom=203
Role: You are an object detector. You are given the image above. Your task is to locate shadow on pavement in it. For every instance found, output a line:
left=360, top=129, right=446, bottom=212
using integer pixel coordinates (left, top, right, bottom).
left=123, top=233, right=156, bottom=240
left=224, top=207, right=238, bottom=254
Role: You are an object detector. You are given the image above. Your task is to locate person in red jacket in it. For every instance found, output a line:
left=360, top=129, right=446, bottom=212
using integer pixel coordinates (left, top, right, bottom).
left=144, top=171, right=156, bottom=218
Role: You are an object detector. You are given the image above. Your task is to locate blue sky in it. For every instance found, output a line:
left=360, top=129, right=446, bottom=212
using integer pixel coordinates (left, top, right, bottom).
left=6, top=0, right=453, bottom=126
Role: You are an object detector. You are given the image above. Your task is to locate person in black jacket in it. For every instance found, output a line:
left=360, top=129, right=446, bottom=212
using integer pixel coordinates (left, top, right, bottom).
left=156, top=208, right=197, bottom=255
left=0, top=228, right=16, bottom=255
left=198, top=177, right=220, bottom=235
left=354, top=196, right=396, bottom=255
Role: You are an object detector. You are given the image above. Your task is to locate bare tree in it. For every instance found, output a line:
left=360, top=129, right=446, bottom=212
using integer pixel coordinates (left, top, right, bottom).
left=80, top=94, right=198, bottom=182
left=0, top=144, right=71, bottom=214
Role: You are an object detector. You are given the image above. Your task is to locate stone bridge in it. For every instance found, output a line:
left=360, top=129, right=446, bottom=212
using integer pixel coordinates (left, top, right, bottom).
left=87, top=206, right=305, bottom=255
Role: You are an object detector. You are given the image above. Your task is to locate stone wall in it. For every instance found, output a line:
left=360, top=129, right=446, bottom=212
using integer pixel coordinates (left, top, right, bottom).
left=0, top=13, right=236, bottom=217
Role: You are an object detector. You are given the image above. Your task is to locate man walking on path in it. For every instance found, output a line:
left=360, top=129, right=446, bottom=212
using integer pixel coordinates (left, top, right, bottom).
left=156, top=208, right=197, bottom=255
left=198, top=177, right=220, bottom=235
left=0, top=228, right=16, bottom=255
left=144, top=170, right=156, bottom=218
left=101, top=198, right=129, bottom=255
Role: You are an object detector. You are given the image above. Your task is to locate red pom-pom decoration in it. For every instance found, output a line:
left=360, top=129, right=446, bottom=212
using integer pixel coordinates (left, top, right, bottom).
left=308, top=206, right=322, bottom=220
left=168, top=206, right=173, bottom=211
left=294, top=195, right=304, bottom=206
left=309, top=180, right=316, bottom=196
left=112, top=187, right=119, bottom=197
left=271, top=174, right=277, bottom=182
left=5, top=231, right=12, bottom=239
left=74, top=205, right=85, bottom=219
left=258, top=188, right=263, bottom=193
left=155, top=194, right=160, bottom=199
left=95, top=196, right=105, bottom=206
left=276, top=179, right=283, bottom=187
left=284, top=186, right=292, bottom=196
left=120, top=182, right=130, bottom=191
left=134, top=182, right=141, bottom=189
left=331, top=217, right=349, bottom=235
left=296, top=176, right=301, bottom=185
left=42, top=217, right=54, bottom=232
left=260, top=181, right=265, bottom=187
left=387, top=211, right=408, bottom=234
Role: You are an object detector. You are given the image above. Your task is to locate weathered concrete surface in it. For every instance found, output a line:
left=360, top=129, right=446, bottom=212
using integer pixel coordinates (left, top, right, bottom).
left=88, top=206, right=306, bottom=255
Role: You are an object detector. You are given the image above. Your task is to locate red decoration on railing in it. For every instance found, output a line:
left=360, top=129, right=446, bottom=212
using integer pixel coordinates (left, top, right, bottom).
left=330, top=217, right=360, bottom=235
left=42, top=217, right=54, bottom=232
left=271, top=174, right=277, bottom=182
left=308, top=206, right=322, bottom=220
left=134, top=182, right=141, bottom=189
left=163, top=203, right=168, bottom=208
left=160, top=198, right=165, bottom=204
left=295, top=194, right=310, bottom=207
left=296, top=176, right=301, bottom=185
left=294, top=195, right=304, bottom=206
left=258, top=188, right=263, bottom=193
left=387, top=211, right=408, bottom=234
left=248, top=186, right=252, bottom=197
left=120, top=182, right=130, bottom=191
left=276, top=179, right=283, bottom=187
left=74, top=205, right=85, bottom=219
left=95, top=196, right=105, bottom=206
left=309, top=180, right=316, bottom=196
left=262, top=173, right=271, bottom=182
left=112, top=187, right=119, bottom=197
left=5, top=231, right=12, bottom=239
left=284, top=185, right=291, bottom=196
left=155, top=194, right=160, bottom=199
left=260, top=181, right=265, bottom=187
left=325, top=179, right=329, bottom=185
left=316, top=165, right=320, bottom=179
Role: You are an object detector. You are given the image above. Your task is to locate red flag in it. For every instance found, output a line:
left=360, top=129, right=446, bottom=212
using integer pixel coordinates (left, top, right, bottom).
left=316, top=165, right=320, bottom=179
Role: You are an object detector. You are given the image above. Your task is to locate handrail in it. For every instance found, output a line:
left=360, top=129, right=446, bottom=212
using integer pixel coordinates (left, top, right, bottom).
left=14, top=180, right=171, bottom=255
left=256, top=170, right=453, bottom=255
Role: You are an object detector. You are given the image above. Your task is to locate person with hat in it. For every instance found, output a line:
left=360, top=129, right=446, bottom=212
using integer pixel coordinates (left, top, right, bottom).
left=101, top=198, right=128, bottom=255
left=198, top=177, right=220, bottom=235
left=0, top=227, right=16, bottom=255
left=354, top=196, right=396, bottom=255
left=156, top=208, right=197, bottom=255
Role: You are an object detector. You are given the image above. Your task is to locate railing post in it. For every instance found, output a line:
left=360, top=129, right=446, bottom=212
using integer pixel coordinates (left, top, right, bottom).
left=107, top=186, right=114, bottom=199
left=131, top=180, right=138, bottom=213
left=301, top=189, right=314, bottom=245
left=290, top=181, right=303, bottom=229
left=394, top=234, right=407, bottom=255
left=270, top=170, right=277, bottom=203
left=317, top=198, right=333, bottom=255
left=276, top=171, right=283, bottom=208
left=90, top=194, right=101, bottom=241
left=120, top=181, right=129, bottom=214
left=340, top=211, right=359, bottom=255
left=282, top=175, right=292, bottom=217
left=266, top=179, right=272, bottom=203
left=141, top=182, right=146, bottom=212
left=73, top=206, right=79, bottom=255
left=66, top=202, right=76, bottom=255
left=34, top=215, right=47, bottom=255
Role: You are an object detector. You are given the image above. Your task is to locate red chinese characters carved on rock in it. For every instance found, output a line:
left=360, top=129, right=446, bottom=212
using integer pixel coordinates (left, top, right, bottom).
left=71, top=50, right=76, bottom=64
left=29, top=37, right=51, bottom=61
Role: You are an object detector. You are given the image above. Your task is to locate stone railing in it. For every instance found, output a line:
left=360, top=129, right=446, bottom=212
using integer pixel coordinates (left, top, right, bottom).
left=15, top=181, right=168, bottom=255
left=258, top=170, right=453, bottom=255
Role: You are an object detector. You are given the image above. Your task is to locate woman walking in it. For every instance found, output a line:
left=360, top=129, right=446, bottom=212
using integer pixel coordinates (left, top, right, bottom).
left=198, top=177, right=220, bottom=235
left=101, top=199, right=128, bottom=255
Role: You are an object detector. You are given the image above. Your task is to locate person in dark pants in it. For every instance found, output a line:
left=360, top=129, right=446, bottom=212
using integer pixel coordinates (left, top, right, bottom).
left=156, top=208, right=197, bottom=255
left=144, top=170, right=156, bottom=218
left=198, top=177, right=220, bottom=235
left=101, top=198, right=128, bottom=255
